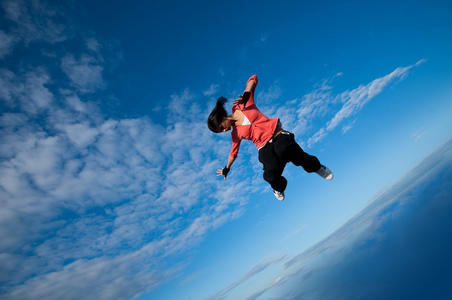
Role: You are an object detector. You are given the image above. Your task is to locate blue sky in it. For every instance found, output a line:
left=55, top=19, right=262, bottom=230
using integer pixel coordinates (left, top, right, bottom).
left=0, top=0, right=451, bottom=299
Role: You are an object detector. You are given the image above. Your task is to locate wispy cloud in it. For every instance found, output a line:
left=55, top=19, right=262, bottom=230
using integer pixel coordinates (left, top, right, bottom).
left=244, top=276, right=287, bottom=300
left=309, top=62, right=424, bottom=147
left=2, top=0, right=69, bottom=44
left=327, top=66, right=413, bottom=131
left=205, top=252, right=287, bottom=300
left=0, top=67, right=54, bottom=114
left=0, top=3, right=257, bottom=299
left=0, top=70, right=255, bottom=298
left=412, top=127, right=428, bottom=143
left=203, top=83, right=219, bottom=96
left=0, top=29, right=15, bottom=57
left=283, top=225, right=307, bottom=241
left=415, top=58, right=428, bottom=66
left=61, top=54, right=105, bottom=93
left=259, top=62, right=425, bottom=148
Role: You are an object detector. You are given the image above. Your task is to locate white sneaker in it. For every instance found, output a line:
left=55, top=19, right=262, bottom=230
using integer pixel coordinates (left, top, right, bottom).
left=273, top=189, right=285, bottom=201
left=316, top=165, right=333, bottom=180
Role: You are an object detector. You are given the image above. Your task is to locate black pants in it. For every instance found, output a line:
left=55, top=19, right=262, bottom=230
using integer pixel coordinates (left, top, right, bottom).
left=258, top=131, right=320, bottom=193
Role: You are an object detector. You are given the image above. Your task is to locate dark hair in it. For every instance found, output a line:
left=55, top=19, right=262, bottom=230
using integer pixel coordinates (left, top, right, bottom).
left=207, top=97, right=228, bottom=133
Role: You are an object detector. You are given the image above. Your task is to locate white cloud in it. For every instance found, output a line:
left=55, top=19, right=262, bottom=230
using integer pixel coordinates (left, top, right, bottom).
left=3, top=252, right=172, bottom=300
left=0, top=35, right=256, bottom=300
left=326, top=65, right=413, bottom=133
left=412, top=127, right=428, bottom=143
left=298, top=63, right=420, bottom=147
left=0, top=75, right=254, bottom=299
left=24, top=69, right=55, bottom=113
left=86, top=38, right=101, bottom=53
left=0, top=30, right=16, bottom=57
left=292, top=79, right=334, bottom=136
left=61, top=54, right=105, bottom=93
left=256, top=81, right=283, bottom=106
left=283, top=225, right=307, bottom=241
left=244, top=276, right=287, bottom=300
left=307, top=128, right=327, bottom=148
left=2, top=0, right=68, bottom=44
left=203, top=83, right=219, bottom=96
left=256, top=64, right=423, bottom=148
left=341, top=119, right=356, bottom=134
left=0, top=67, right=54, bottom=114
left=415, top=58, right=428, bottom=67
left=205, top=252, right=288, bottom=300
left=0, top=68, right=17, bottom=104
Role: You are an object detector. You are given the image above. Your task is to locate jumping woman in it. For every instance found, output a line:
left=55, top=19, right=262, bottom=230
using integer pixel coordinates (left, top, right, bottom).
left=207, top=75, right=333, bottom=201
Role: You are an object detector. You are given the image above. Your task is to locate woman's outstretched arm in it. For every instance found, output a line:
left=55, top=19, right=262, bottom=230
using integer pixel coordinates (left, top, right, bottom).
left=217, top=155, right=236, bottom=180
left=233, top=77, right=257, bottom=106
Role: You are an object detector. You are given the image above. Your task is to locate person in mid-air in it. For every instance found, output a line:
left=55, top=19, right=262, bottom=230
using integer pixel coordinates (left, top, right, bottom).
left=207, top=75, right=333, bottom=201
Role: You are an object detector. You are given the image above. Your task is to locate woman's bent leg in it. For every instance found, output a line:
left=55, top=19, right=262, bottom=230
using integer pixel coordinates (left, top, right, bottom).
left=274, top=132, right=321, bottom=173
left=258, top=144, right=288, bottom=192
left=263, top=167, right=287, bottom=192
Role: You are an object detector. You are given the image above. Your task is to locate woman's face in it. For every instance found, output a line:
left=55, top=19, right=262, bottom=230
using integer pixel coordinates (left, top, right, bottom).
left=219, top=118, right=232, bottom=132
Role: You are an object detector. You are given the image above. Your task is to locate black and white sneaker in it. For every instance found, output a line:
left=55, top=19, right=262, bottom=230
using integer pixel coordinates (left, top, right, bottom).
left=316, top=165, right=333, bottom=180
left=273, top=189, right=285, bottom=201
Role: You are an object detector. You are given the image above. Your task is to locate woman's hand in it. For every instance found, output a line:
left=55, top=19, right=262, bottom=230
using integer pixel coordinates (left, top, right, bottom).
left=233, top=78, right=255, bottom=106
left=233, top=91, right=250, bottom=106
left=217, top=166, right=230, bottom=180
left=232, top=95, right=244, bottom=106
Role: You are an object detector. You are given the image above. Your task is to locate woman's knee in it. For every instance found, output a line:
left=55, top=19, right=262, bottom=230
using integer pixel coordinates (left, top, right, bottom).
left=263, top=171, right=276, bottom=184
left=299, top=155, right=321, bottom=172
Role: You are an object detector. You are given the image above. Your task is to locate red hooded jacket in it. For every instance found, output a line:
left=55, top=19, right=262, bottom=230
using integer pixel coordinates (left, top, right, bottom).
left=230, top=75, right=279, bottom=159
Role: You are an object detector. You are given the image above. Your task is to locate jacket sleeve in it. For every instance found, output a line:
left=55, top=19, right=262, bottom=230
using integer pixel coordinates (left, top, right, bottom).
left=229, top=127, right=242, bottom=159
left=244, top=75, right=258, bottom=107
